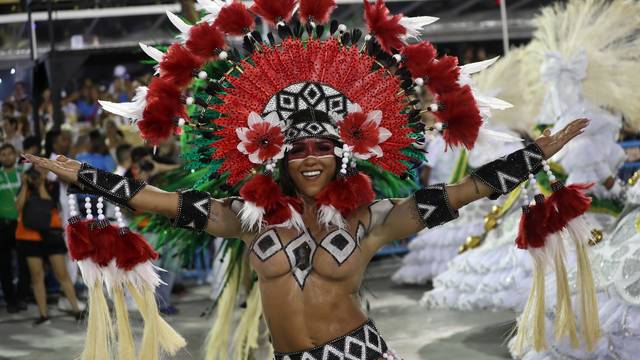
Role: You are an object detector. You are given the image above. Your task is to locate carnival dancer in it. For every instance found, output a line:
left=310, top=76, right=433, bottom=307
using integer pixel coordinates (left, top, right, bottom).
left=25, top=1, right=588, bottom=358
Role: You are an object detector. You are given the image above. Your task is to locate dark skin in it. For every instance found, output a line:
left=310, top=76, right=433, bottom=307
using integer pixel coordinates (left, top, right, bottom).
left=24, top=118, right=588, bottom=355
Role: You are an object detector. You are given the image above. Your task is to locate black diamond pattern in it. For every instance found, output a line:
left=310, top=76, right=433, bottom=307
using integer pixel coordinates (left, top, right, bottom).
left=330, top=234, right=349, bottom=251
left=293, top=242, right=312, bottom=270
left=258, top=235, right=276, bottom=253
left=274, top=320, right=388, bottom=360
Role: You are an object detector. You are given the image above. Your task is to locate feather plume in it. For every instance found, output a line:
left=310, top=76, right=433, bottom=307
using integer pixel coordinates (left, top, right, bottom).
left=316, top=172, right=375, bottom=221
left=195, top=0, right=226, bottom=23
left=527, top=0, right=640, bottom=127
left=299, top=0, right=337, bottom=24
left=139, top=43, right=164, bottom=63
left=159, top=43, right=202, bottom=87
left=425, top=55, right=461, bottom=94
left=434, top=85, right=483, bottom=149
left=165, top=11, right=192, bottom=41
left=363, top=0, right=406, bottom=54
left=139, top=98, right=183, bottom=145
left=250, top=0, right=297, bottom=26
left=401, top=41, right=437, bottom=78
left=98, top=86, right=148, bottom=121
left=214, top=0, right=256, bottom=36
left=186, top=22, right=226, bottom=59
left=398, top=15, right=438, bottom=40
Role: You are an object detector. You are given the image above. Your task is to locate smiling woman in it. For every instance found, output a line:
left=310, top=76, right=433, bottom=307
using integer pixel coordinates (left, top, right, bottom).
left=21, top=0, right=592, bottom=358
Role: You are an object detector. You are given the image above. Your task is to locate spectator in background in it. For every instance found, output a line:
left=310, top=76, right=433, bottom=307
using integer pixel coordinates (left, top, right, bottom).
left=2, top=117, right=24, bottom=152
left=76, top=83, right=99, bottom=124
left=76, top=130, right=115, bottom=172
left=44, top=129, right=72, bottom=160
left=15, top=165, right=82, bottom=326
left=105, top=119, right=126, bottom=157
left=60, top=91, right=78, bottom=125
left=2, top=101, right=17, bottom=121
left=114, top=143, right=132, bottom=176
left=38, top=89, right=53, bottom=133
left=11, top=81, right=30, bottom=104
left=22, top=136, right=42, bottom=157
left=0, top=144, right=27, bottom=313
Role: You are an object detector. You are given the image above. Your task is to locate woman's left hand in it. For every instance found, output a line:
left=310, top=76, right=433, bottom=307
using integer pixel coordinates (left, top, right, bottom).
left=535, top=118, right=589, bottom=159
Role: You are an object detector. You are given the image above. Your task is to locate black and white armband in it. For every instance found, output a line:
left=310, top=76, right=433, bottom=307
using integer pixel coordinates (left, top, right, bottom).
left=171, top=189, right=212, bottom=232
left=471, top=143, right=545, bottom=200
left=413, top=183, right=459, bottom=228
left=76, top=163, right=146, bottom=210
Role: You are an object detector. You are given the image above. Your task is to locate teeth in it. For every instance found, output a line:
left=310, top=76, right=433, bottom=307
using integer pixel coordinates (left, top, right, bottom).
left=302, top=170, right=321, bottom=177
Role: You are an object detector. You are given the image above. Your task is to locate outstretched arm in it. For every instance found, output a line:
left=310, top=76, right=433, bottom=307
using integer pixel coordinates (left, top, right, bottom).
left=22, top=154, right=245, bottom=239
left=365, top=118, right=589, bottom=250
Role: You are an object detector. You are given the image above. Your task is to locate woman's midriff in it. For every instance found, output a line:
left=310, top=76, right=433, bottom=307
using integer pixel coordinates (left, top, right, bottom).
left=259, top=274, right=369, bottom=353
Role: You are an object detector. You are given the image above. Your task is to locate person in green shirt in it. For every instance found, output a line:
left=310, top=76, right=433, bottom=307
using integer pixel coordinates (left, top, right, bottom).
left=0, top=143, right=26, bottom=313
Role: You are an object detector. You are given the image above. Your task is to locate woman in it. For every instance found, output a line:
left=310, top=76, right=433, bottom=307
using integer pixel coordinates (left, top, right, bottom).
left=15, top=165, right=82, bottom=326
left=24, top=113, right=584, bottom=356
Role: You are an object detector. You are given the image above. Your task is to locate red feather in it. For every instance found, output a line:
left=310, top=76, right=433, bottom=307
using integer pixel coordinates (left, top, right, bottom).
left=401, top=41, right=437, bottom=78
left=525, top=196, right=549, bottom=248
left=139, top=99, right=184, bottom=145
left=114, top=230, right=158, bottom=271
left=363, top=0, right=406, bottom=54
left=89, top=223, right=119, bottom=267
left=159, top=44, right=202, bottom=88
left=299, top=0, right=337, bottom=24
left=434, top=85, right=482, bottom=149
left=147, top=77, right=182, bottom=102
left=547, top=183, right=593, bottom=224
left=239, top=174, right=301, bottom=226
left=316, top=172, right=375, bottom=217
left=425, top=55, right=461, bottom=94
left=214, top=1, right=256, bottom=36
left=186, top=22, right=226, bottom=59
left=66, top=218, right=94, bottom=261
left=515, top=207, right=530, bottom=250
left=140, top=77, right=184, bottom=144
left=250, top=0, right=296, bottom=26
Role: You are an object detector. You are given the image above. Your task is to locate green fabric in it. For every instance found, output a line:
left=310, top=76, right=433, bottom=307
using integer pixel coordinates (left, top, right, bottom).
left=0, top=166, right=23, bottom=220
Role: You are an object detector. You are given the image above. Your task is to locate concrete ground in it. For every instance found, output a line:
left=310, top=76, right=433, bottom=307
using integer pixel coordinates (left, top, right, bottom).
left=0, top=257, right=515, bottom=360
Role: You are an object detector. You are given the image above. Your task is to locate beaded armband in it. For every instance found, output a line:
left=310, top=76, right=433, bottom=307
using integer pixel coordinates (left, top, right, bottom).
left=471, top=143, right=545, bottom=200
left=76, top=163, right=146, bottom=210
left=413, top=183, right=459, bottom=228
left=171, top=189, right=212, bottom=232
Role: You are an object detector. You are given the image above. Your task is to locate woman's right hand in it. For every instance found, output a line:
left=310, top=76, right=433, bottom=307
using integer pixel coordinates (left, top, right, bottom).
left=22, top=154, right=81, bottom=185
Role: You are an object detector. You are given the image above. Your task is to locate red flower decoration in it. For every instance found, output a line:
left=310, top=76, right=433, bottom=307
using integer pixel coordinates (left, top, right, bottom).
left=236, top=112, right=286, bottom=164
left=338, top=106, right=391, bottom=159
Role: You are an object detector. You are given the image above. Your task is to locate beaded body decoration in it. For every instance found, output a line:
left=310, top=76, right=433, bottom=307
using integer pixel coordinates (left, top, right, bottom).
left=98, top=0, right=511, bottom=230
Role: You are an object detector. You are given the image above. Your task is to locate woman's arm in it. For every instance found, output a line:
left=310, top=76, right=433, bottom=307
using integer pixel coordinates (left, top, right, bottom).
left=22, top=154, right=245, bottom=239
left=15, top=180, right=28, bottom=213
left=365, top=119, right=589, bottom=250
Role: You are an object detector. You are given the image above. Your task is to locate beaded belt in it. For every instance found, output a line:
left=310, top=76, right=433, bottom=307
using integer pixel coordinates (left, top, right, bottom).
left=273, top=319, right=401, bottom=360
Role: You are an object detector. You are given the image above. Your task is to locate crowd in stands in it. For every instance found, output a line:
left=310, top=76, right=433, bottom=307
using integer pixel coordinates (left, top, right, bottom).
left=0, top=67, right=182, bottom=325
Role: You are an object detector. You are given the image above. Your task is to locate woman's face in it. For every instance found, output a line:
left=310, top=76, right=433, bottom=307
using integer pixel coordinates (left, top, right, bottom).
left=286, top=138, right=337, bottom=198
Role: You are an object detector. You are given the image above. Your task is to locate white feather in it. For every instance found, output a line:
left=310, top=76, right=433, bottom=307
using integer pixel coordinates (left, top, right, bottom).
left=195, top=0, right=225, bottom=23
left=399, top=16, right=439, bottom=40
left=239, top=201, right=265, bottom=232
left=98, top=86, right=148, bottom=120
left=474, top=93, right=513, bottom=110
left=166, top=10, right=192, bottom=41
left=139, top=42, right=164, bottom=63
left=318, top=205, right=346, bottom=229
left=77, top=260, right=103, bottom=287
left=458, top=57, right=500, bottom=87
left=129, top=261, right=165, bottom=291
